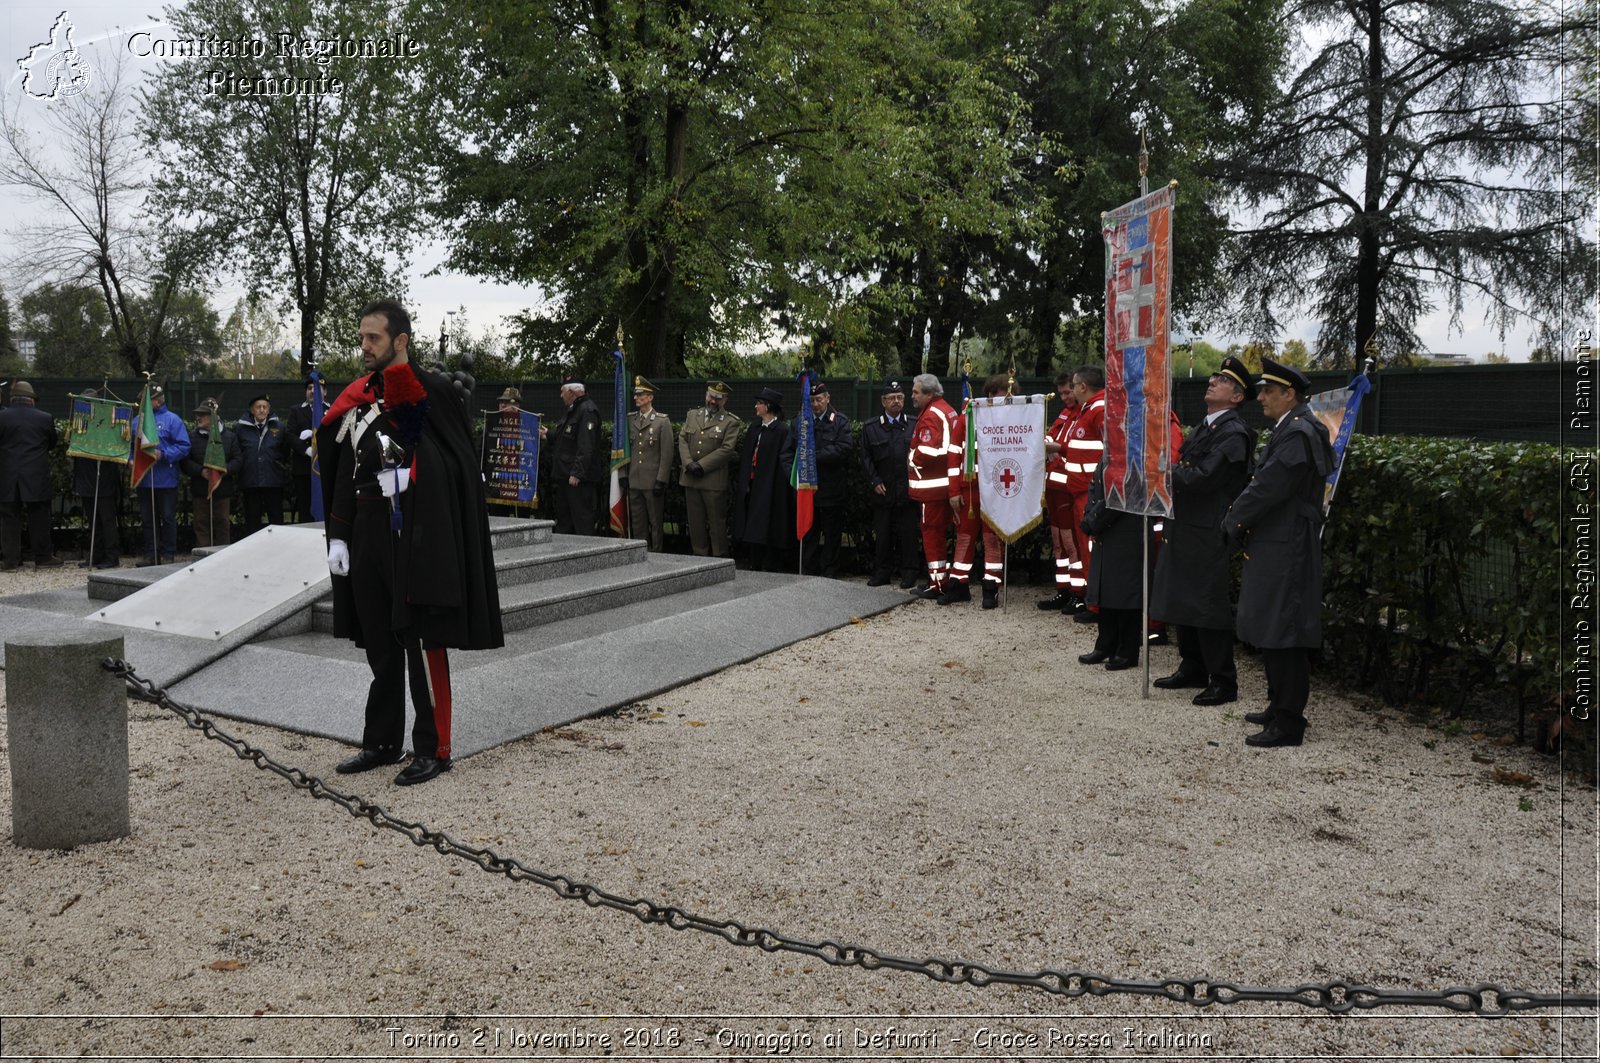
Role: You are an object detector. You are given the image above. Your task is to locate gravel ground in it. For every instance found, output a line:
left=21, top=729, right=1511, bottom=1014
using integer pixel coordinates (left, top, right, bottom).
left=0, top=561, right=1596, bottom=1061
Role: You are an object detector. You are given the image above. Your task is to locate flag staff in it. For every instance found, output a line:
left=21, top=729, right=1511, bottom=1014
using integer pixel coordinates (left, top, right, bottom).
left=140, top=372, right=157, bottom=566
left=1139, top=130, right=1151, bottom=699
left=206, top=397, right=216, bottom=546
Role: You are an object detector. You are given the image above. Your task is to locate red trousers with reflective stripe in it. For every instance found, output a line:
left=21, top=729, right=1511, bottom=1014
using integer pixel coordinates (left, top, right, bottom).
left=919, top=500, right=954, bottom=588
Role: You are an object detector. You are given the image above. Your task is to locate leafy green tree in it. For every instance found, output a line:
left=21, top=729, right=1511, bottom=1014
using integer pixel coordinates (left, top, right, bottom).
left=0, top=285, right=20, bottom=371
left=965, top=0, right=1289, bottom=375
left=155, top=289, right=225, bottom=379
left=19, top=283, right=118, bottom=376
left=143, top=0, right=427, bottom=376
left=420, top=0, right=1035, bottom=381
left=1223, top=0, right=1594, bottom=366
left=220, top=296, right=291, bottom=379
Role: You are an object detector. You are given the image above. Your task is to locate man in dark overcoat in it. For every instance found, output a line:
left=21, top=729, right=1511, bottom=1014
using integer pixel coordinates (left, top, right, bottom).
left=1150, top=356, right=1257, bottom=705
left=0, top=381, right=62, bottom=569
left=545, top=376, right=605, bottom=535
left=1225, top=357, right=1334, bottom=748
left=858, top=379, right=921, bottom=587
left=782, top=380, right=853, bottom=577
left=318, top=299, right=504, bottom=785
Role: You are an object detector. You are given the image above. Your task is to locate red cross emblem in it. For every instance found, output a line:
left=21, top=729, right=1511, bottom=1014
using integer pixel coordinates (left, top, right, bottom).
left=999, top=467, right=1017, bottom=491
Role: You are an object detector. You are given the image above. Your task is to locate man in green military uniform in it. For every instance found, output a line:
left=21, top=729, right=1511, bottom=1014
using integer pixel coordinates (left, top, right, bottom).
left=678, top=381, right=744, bottom=557
left=626, top=376, right=675, bottom=551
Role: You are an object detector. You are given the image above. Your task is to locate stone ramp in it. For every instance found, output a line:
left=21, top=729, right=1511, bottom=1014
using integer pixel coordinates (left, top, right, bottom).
left=166, top=571, right=907, bottom=758
left=0, top=515, right=910, bottom=759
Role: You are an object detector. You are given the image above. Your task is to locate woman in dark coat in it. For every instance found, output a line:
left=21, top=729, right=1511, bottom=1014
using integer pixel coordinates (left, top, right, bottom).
left=1079, top=464, right=1156, bottom=669
left=733, top=387, right=793, bottom=572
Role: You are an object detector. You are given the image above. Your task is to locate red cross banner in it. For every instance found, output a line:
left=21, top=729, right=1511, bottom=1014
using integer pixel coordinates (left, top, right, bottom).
left=970, top=394, right=1048, bottom=542
left=1101, top=184, right=1176, bottom=518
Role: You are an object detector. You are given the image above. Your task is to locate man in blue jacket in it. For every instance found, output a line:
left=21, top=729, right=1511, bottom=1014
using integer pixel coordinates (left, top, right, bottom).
left=134, top=385, right=190, bottom=566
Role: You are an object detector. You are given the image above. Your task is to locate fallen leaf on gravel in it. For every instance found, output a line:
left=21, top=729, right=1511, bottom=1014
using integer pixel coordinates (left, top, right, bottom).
left=1471, top=753, right=1495, bottom=764
left=1471, top=732, right=1489, bottom=741
left=206, top=960, right=245, bottom=971
left=54, top=894, right=81, bottom=916
left=687, top=721, right=706, bottom=727
left=942, top=661, right=962, bottom=668
left=798, top=697, right=810, bottom=703
left=1491, top=766, right=1536, bottom=788
left=849, top=617, right=865, bottom=625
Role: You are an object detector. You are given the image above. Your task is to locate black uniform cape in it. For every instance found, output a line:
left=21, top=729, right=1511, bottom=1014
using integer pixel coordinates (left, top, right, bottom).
left=317, top=363, right=504, bottom=651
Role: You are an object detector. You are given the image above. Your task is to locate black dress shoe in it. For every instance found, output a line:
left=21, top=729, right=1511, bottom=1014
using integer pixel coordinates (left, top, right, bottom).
left=935, top=582, right=971, bottom=605
left=899, top=576, right=921, bottom=590
left=866, top=575, right=890, bottom=587
left=1244, top=709, right=1274, bottom=725
left=395, top=755, right=452, bottom=785
left=335, top=748, right=405, bottom=774
left=1072, top=609, right=1099, bottom=624
left=1192, top=685, right=1238, bottom=706
left=1036, top=592, right=1070, bottom=611
left=1246, top=725, right=1304, bottom=748
left=1104, top=655, right=1138, bottom=671
left=981, top=585, right=998, bottom=610
left=1146, top=630, right=1169, bottom=646
left=1153, top=670, right=1207, bottom=690
left=1078, top=649, right=1111, bottom=665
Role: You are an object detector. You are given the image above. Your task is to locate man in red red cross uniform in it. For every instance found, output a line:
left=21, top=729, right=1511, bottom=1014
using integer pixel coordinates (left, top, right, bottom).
left=1063, top=364, right=1106, bottom=623
left=906, top=372, right=956, bottom=598
left=941, top=374, right=1010, bottom=609
left=1040, top=369, right=1082, bottom=612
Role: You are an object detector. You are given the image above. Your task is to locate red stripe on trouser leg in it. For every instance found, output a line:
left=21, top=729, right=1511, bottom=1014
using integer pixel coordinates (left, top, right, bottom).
left=423, top=647, right=452, bottom=760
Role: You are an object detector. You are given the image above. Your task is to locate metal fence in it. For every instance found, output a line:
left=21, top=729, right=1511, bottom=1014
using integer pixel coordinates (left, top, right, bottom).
left=19, top=362, right=1568, bottom=442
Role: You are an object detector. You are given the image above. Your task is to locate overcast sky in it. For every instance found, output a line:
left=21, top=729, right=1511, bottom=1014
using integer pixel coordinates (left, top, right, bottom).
left=1, top=1, right=1564, bottom=365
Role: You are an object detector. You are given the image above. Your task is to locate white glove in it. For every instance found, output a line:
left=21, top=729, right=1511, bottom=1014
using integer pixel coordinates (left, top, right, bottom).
left=304, top=445, right=313, bottom=457
left=299, top=429, right=313, bottom=441
left=327, top=540, right=350, bottom=577
left=379, top=466, right=411, bottom=498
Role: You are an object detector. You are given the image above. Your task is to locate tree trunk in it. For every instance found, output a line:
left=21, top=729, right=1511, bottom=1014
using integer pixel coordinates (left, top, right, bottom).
left=640, top=97, right=689, bottom=380
left=1031, top=250, right=1059, bottom=375
left=1353, top=0, right=1385, bottom=370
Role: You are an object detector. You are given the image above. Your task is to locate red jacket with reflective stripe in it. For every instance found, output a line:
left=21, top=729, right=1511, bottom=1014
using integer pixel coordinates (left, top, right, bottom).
left=1063, top=391, right=1106, bottom=495
left=907, top=397, right=956, bottom=502
left=947, top=407, right=980, bottom=505
left=1045, top=402, right=1080, bottom=494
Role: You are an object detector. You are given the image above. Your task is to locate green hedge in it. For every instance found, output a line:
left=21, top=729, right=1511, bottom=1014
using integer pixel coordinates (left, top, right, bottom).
left=1321, top=435, right=1590, bottom=759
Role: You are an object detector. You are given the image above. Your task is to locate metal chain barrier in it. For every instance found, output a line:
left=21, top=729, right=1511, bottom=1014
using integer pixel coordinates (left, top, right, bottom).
left=106, top=658, right=1597, bottom=1017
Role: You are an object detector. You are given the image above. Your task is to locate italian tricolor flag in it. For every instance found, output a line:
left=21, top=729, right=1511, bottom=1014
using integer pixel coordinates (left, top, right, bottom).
left=129, top=384, right=161, bottom=487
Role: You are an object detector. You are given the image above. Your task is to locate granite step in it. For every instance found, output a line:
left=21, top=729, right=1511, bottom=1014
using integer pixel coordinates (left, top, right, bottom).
left=308, top=552, right=735, bottom=634
left=93, top=516, right=556, bottom=602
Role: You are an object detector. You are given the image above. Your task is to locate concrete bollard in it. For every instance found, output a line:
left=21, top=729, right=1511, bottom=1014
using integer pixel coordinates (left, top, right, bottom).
left=6, top=630, right=129, bottom=849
